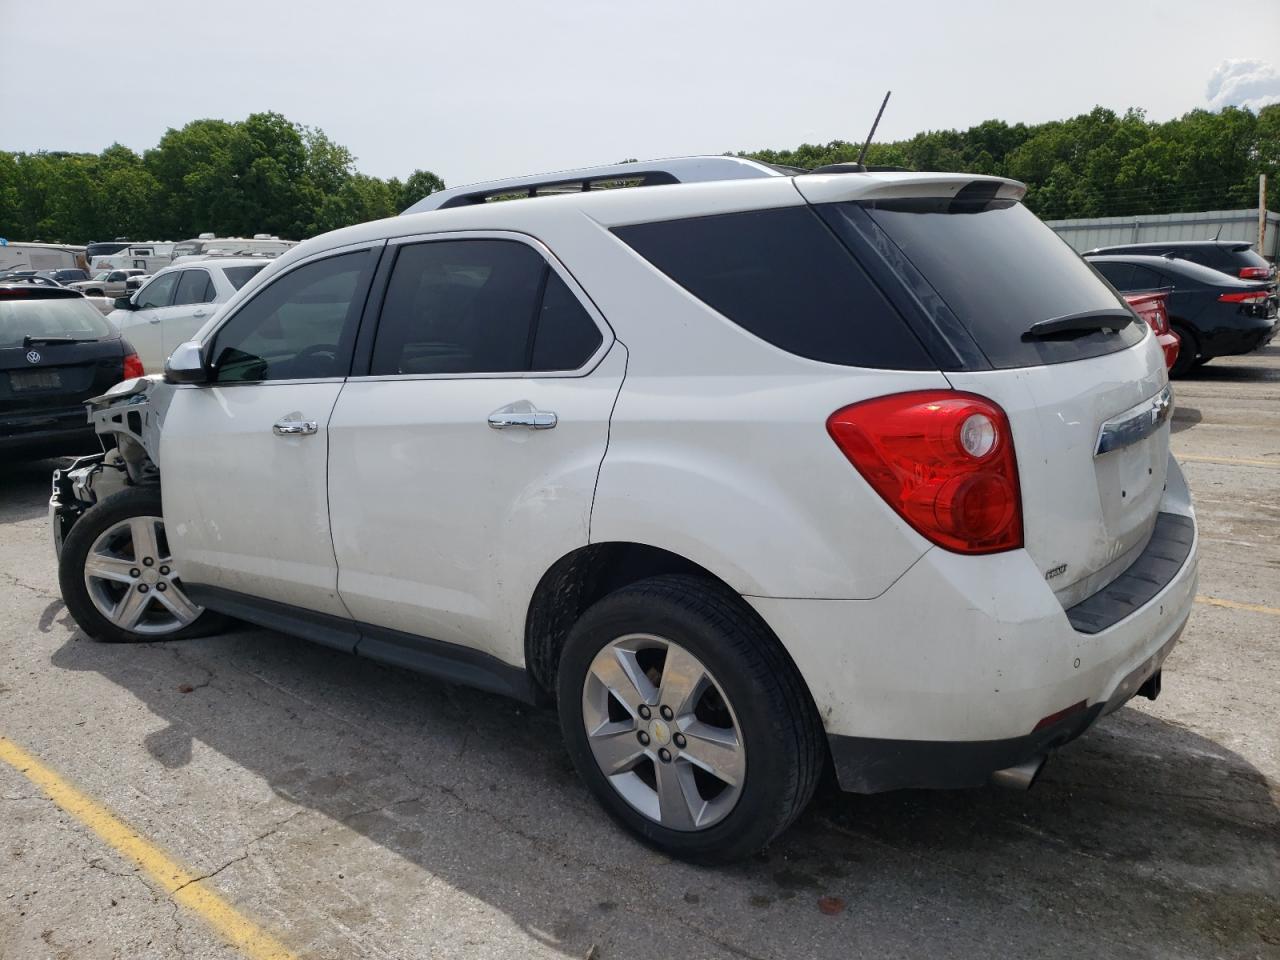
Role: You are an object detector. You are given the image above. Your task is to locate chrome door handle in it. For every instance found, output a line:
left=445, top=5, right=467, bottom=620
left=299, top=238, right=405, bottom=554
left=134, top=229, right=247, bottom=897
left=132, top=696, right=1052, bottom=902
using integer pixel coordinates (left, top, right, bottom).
left=488, top=409, right=557, bottom=430
left=273, top=419, right=318, bottom=436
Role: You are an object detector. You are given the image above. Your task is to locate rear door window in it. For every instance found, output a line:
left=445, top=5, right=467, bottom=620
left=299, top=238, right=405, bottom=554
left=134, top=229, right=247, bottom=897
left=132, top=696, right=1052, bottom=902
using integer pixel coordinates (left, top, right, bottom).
left=824, top=198, right=1145, bottom=369
left=613, top=207, right=931, bottom=369
left=1093, top=262, right=1134, bottom=289
left=173, top=269, right=215, bottom=305
left=369, top=239, right=604, bottom=376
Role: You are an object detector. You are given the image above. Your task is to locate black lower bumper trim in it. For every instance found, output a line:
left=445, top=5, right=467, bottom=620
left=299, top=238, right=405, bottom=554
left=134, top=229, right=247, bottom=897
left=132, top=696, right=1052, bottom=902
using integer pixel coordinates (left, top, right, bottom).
left=829, top=622, right=1186, bottom=793
left=828, top=706, right=1102, bottom=793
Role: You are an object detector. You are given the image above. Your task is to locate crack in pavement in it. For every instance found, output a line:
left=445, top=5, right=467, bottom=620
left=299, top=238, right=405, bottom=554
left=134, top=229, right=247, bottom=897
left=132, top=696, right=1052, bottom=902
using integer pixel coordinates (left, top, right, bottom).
left=170, top=808, right=311, bottom=895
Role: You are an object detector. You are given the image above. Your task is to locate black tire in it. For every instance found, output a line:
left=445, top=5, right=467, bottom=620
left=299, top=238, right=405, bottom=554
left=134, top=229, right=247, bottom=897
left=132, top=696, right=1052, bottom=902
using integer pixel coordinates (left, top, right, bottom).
left=59, top=485, right=225, bottom=643
left=557, top=574, right=825, bottom=863
left=1170, top=323, right=1200, bottom=378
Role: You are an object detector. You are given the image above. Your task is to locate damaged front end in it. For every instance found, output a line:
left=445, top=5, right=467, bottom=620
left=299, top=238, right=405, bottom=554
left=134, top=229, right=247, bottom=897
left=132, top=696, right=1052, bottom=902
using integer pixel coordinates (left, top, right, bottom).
left=49, top=376, right=177, bottom=556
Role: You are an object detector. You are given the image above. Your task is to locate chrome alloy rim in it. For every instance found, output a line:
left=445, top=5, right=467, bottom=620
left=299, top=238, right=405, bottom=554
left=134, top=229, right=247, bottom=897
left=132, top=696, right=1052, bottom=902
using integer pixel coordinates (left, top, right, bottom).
left=582, top=634, right=746, bottom=831
left=83, top=516, right=201, bottom=636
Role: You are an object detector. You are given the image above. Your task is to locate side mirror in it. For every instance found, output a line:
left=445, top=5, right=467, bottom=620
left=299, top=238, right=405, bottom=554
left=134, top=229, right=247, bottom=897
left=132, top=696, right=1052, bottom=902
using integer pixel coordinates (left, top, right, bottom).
left=164, top=340, right=211, bottom=384
left=113, top=296, right=135, bottom=310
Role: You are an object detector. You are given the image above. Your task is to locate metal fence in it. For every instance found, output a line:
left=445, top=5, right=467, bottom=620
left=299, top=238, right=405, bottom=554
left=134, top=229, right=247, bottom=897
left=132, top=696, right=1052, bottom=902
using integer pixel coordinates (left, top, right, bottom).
left=1045, top=209, right=1280, bottom=260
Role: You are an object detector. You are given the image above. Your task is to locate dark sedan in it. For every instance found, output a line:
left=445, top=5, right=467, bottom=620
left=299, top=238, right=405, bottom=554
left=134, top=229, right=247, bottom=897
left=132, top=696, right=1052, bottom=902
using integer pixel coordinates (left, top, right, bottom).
left=0, top=285, right=143, bottom=459
left=1086, top=254, right=1276, bottom=377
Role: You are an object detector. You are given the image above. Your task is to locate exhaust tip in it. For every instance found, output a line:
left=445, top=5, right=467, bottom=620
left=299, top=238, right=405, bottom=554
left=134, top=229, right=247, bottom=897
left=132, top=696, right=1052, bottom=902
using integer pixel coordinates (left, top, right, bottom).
left=990, top=754, right=1047, bottom=791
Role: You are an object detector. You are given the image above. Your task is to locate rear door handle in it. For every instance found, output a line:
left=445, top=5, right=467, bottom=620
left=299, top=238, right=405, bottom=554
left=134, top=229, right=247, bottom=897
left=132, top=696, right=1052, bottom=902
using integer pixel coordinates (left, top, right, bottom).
left=488, top=405, right=557, bottom=430
left=273, top=419, right=318, bottom=436
left=193, top=309, right=209, bottom=319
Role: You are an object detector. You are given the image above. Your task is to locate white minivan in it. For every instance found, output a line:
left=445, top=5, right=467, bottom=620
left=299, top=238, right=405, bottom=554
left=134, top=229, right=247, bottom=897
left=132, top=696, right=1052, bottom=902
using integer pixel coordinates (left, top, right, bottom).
left=107, top=258, right=269, bottom=372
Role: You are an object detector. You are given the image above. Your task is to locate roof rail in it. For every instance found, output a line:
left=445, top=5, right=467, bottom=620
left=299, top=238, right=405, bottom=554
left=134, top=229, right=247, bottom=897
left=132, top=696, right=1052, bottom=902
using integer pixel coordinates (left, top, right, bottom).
left=401, top=156, right=799, bottom=215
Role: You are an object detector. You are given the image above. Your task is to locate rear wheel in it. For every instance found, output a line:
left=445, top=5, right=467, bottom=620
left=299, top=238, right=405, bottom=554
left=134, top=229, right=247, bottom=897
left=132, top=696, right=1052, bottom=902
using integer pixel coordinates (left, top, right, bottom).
left=59, top=486, right=223, bottom=643
left=1170, top=322, right=1200, bottom=378
left=557, top=574, right=824, bottom=863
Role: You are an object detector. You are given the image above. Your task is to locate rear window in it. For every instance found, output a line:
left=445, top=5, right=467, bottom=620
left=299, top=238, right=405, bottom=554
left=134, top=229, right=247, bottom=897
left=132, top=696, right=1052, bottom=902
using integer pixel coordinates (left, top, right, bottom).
left=827, top=198, right=1146, bottom=369
left=224, top=264, right=267, bottom=290
left=613, top=207, right=931, bottom=369
left=0, top=296, right=113, bottom=347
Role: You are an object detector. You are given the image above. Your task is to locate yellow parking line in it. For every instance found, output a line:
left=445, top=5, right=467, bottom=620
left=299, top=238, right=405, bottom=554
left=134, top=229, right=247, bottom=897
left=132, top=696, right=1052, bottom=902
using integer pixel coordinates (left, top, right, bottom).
left=1178, top=453, right=1280, bottom=468
left=1195, top=595, right=1280, bottom=617
left=0, top=736, right=296, bottom=960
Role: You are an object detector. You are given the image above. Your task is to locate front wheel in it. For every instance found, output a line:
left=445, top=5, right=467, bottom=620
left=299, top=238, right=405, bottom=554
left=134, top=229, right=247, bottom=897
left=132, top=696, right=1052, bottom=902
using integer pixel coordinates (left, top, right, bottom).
left=58, top=486, right=222, bottom=643
left=557, top=575, right=825, bottom=863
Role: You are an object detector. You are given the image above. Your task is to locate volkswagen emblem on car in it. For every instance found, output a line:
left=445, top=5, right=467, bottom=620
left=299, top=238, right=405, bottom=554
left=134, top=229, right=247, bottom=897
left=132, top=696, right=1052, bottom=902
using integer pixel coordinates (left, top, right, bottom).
left=25, top=350, right=41, bottom=364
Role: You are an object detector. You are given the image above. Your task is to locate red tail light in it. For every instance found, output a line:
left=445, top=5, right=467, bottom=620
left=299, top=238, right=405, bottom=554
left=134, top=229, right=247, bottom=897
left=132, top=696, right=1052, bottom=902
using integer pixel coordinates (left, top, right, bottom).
left=122, top=351, right=145, bottom=380
left=1238, top=266, right=1270, bottom=280
left=827, top=391, right=1022, bottom=554
left=1218, top=290, right=1268, bottom=303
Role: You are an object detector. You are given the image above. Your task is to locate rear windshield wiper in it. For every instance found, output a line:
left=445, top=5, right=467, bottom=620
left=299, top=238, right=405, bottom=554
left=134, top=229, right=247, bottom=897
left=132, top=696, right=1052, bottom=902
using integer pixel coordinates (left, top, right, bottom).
left=22, top=335, right=97, bottom=347
left=1023, top=309, right=1135, bottom=340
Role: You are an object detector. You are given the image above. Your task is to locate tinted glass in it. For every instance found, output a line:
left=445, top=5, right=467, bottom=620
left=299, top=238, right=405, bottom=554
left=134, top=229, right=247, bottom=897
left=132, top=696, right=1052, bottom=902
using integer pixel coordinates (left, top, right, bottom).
left=173, top=269, right=214, bottom=305
left=0, top=297, right=113, bottom=346
left=135, top=272, right=178, bottom=309
left=211, top=250, right=370, bottom=383
left=1130, top=265, right=1167, bottom=289
left=1092, top=261, right=1134, bottom=289
left=224, top=264, right=267, bottom=290
left=856, top=198, right=1144, bottom=368
left=371, top=240, right=545, bottom=376
left=531, top=272, right=602, bottom=370
left=614, top=206, right=930, bottom=368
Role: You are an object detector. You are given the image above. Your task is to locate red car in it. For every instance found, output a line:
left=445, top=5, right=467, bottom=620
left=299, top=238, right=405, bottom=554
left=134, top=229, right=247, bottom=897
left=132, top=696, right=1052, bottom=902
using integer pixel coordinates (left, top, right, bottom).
left=1125, top=291, right=1179, bottom=371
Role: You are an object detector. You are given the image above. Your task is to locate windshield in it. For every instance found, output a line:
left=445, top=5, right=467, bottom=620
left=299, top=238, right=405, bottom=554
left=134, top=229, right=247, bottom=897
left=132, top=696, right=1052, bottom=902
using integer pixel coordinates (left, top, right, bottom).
left=93, top=271, right=110, bottom=280
left=0, top=297, right=113, bottom=346
left=824, top=197, right=1146, bottom=369
left=173, top=242, right=203, bottom=258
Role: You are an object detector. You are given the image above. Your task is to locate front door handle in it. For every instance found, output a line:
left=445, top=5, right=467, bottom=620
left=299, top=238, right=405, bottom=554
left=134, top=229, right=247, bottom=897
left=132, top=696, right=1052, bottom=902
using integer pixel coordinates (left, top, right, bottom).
left=193, top=309, right=209, bottom=319
left=488, top=405, right=557, bottom=430
left=273, top=419, right=318, bottom=436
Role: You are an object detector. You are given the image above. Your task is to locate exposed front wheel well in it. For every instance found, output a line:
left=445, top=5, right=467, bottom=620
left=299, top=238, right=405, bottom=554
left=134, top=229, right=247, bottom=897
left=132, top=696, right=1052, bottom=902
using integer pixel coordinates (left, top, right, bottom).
left=524, top=543, right=738, bottom=700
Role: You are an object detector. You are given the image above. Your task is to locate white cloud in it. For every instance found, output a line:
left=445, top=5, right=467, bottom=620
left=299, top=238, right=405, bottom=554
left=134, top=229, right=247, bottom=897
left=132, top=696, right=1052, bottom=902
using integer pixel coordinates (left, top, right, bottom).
left=1206, top=59, right=1280, bottom=111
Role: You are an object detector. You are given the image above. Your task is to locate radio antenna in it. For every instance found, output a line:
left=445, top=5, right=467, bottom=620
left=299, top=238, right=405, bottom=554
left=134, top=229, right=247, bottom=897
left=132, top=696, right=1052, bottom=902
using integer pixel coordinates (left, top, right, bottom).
left=857, top=90, right=892, bottom=167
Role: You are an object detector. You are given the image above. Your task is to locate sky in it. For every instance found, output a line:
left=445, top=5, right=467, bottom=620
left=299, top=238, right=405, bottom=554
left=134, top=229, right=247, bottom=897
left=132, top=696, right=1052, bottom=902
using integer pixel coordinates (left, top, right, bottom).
left=2, top=0, right=1279, bottom=189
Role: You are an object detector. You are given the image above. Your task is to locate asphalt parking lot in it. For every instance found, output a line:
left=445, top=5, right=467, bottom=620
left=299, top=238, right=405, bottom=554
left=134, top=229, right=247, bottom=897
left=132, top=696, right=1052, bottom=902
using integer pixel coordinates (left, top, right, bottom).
left=1, top=349, right=1278, bottom=960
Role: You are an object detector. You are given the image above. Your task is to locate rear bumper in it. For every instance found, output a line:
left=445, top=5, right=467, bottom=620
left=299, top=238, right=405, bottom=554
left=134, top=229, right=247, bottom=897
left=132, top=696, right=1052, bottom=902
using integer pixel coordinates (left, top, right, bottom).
left=748, top=456, right=1198, bottom=793
left=827, top=625, right=1182, bottom=792
left=1201, top=316, right=1276, bottom=358
left=0, top=407, right=97, bottom=457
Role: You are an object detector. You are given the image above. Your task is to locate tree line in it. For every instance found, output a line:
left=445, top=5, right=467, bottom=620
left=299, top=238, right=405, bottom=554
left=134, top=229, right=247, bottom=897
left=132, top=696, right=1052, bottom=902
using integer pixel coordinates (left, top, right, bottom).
left=0, top=112, right=443, bottom=245
left=742, top=104, right=1280, bottom=221
left=2, top=104, right=1277, bottom=246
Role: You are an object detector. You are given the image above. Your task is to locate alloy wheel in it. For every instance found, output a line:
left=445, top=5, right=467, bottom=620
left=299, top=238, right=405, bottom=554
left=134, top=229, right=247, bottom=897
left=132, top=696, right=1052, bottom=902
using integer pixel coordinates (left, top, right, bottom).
left=581, top=633, right=746, bottom=831
left=83, top=515, right=201, bottom=636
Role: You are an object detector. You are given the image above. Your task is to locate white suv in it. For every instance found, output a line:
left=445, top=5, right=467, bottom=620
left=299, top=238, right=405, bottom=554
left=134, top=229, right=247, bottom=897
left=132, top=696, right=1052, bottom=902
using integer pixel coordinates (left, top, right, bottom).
left=108, top=258, right=270, bottom=373
left=50, top=159, right=1197, bottom=862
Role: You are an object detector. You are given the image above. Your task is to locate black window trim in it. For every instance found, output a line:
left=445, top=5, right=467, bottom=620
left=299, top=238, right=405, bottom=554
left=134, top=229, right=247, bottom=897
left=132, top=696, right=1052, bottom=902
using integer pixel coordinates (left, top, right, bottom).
left=348, top=229, right=614, bottom=381
left=195, top=240, right=386, bottom=387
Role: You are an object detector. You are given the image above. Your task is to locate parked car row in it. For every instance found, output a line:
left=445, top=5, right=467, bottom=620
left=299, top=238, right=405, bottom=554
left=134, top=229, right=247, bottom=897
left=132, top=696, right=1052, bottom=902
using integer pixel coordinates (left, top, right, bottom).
left=1086, top=242, right=1277, bottom=376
